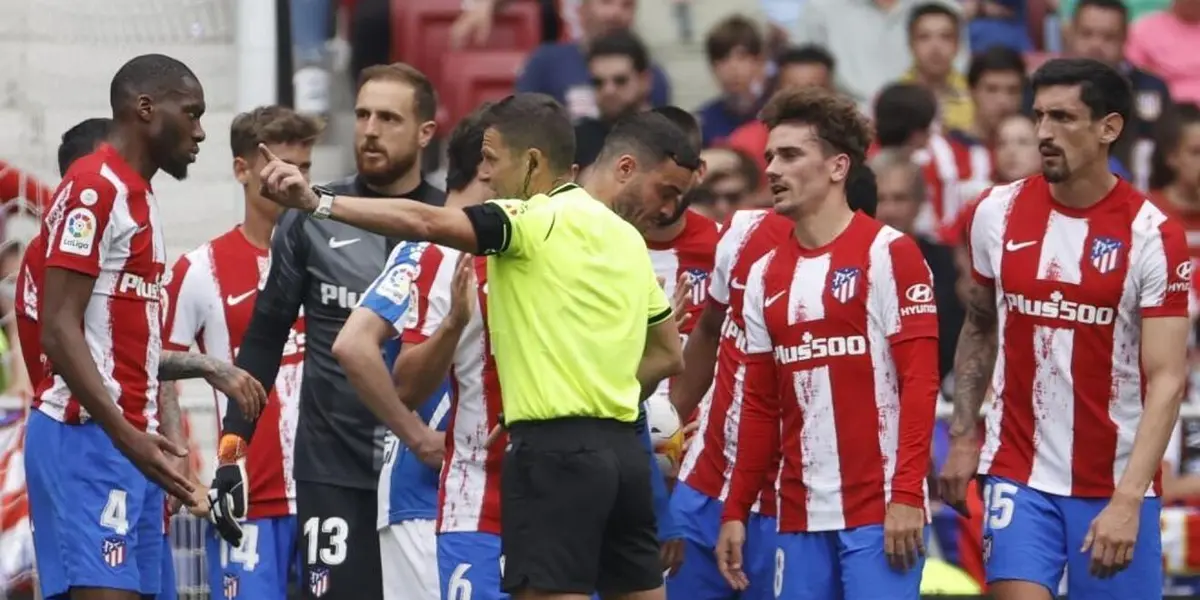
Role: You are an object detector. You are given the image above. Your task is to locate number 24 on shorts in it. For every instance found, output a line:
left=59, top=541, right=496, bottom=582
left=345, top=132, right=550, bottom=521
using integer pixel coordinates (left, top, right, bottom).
left=983, top=482, right=1019, bottom=530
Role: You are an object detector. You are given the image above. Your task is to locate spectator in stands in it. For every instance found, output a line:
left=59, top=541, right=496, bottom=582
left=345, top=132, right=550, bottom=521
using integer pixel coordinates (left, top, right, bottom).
left=1127, top=0, right=1200, bottom=105
left=1149, top=103, right=1200, bottom=247
left=694, top=148, right=763, bottom=222
left=958, top=46, right=1027, bottom=150
left=902, top=3, right=975, bottom=133
left=696, top=16, right=769, bottom=147
left=515, top=0, right=670, bottom=121
left=962, top=0, right=1033, bottom=52
left=993, top=114, right=1042, bottom=183
left=1057, top=0, right=1171, bottom=23
left=726, top=45, right=836, bottom=173
left=574, top=31, right=653, bottom=167
left=794, top=0, right=967, bottom=106
left=869, top=148, right=963, bottom=381
left=1068, top=0, right=1175, bottom=188
left=874, top=82, right=988, bottom=238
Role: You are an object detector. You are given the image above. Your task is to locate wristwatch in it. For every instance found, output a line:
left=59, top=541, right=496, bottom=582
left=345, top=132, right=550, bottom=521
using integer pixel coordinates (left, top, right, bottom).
left=311, top=185, right=336, bottom=220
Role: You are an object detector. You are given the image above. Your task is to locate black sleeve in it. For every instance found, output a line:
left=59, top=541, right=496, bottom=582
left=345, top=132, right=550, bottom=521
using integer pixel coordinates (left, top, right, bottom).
left=224, top=210, right=309, bottom=440
left=462, top=203, right=513, bottom=256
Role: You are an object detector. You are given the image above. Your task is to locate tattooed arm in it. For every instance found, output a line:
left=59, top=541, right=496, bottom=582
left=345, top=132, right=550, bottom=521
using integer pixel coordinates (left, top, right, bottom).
left=158, top=380, right=185, bottom=446
left=157, top=351, right=267, bottom=420
left=948, top=279, right=999, bottom=437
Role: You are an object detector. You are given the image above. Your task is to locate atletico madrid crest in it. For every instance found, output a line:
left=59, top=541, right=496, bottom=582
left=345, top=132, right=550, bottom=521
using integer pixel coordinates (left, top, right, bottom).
left=1089, top=237, right=1122, bottom=274
left=684, top=268, right=709, bottom=305
left=829, top=267, right=861, bottom=303
left=309, top=566, right=331, bottom=598
left=102, top=536, right=126, bottom=567
left=223, top=573, right=240, bottom=599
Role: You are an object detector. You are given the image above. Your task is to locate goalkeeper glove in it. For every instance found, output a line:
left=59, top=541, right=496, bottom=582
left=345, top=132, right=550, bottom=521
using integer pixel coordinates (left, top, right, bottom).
left=208, top=433, right=249, bottom=547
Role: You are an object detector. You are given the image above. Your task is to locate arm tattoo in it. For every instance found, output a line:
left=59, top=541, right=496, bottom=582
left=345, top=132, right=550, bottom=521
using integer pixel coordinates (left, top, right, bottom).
left=158, top=381, right=185, bottom=445
left=158, top=350, right=224, bottom=381
left=950, top=282, right=999, bottom=436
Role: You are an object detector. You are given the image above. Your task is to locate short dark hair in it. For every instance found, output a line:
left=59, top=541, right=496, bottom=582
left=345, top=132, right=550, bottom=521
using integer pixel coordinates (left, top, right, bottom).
left=1075, top=0, right=1128, bottom=24
left=846, top=161, right=878, bottom=217
left=777, top=45, right=836, bottom=73
left=109, top=54, right=199, bottom=113
left=760, top=87, right=871, bottom=164
left=908, top=2, right=961, bottom=37
left=587, top=30, right=650, bottom=73
left=1030, top=57, right=1132, bottom=123
left=58, top=118, right=112, bottom=176
left=873, top=83, right=938, bottom=148
left=705, top=15, right=763, bottom=63
left=1149, top=103, right=1200, bottom=190
left=650, top=106, right=702, bottom=151
left=229, top=105, right=324, bottom=159
left=356, top=62, right=438, bottom=122
left=596, top=112, right=702, bottom=172
left=489, top=93, right=576, bottom=175
left=445, top=102, right=496, bottom=192
left=967, top=46, right=1027, bottom=88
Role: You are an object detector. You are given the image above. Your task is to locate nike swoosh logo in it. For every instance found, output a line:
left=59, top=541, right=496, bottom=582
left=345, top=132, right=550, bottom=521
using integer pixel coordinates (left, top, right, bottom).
left=764, top=291, right=786, bottom=307
left=226, top=290, right=255, bottom=306
left=1005, top=240, right=1037, bottom=252
left=329, top=237, right=361, bottom=249
left=730, top=279, right=746, bottom=290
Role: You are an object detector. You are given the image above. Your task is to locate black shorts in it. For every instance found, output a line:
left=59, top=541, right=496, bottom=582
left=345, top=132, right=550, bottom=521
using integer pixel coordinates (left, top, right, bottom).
left=501, top=417, right=662, bottom=595
left=296, top=481, right=382, bottom=600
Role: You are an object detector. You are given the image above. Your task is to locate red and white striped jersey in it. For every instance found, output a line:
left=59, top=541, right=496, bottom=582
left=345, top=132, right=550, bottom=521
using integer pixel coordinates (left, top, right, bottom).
left=15, top=235, right=44, bottom=323
left=33, top=144, right=166, bottom=432
left=969, top=176, right=1191, bottom=497
left=162, top=226, right=306, bottom=518
left=913, top=133, right=993, bottom=239
left=647, top=212, right=720, bottom=407
left=678, top=209, right=791, bottom=515
left=402, top=246, right=505, bottom=534
left=725, top=213, right=940, bottom=532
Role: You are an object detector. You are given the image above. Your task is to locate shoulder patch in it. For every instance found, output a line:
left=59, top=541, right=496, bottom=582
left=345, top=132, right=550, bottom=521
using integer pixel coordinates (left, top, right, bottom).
left=58, top=207, right=98, bottom=256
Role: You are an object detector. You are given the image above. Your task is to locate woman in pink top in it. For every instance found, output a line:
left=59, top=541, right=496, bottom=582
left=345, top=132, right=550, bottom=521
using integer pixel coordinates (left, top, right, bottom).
left=1126, top=0, right=1200, bottom=104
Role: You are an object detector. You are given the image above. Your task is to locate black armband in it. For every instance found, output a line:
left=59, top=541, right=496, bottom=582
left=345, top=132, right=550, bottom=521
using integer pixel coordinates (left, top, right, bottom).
left=462, top=203, right=513, bottom=256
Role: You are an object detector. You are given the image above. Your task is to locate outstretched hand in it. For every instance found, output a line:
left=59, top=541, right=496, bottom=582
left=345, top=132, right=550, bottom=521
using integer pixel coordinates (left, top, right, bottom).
left=258, top=144, right=318, bottom=211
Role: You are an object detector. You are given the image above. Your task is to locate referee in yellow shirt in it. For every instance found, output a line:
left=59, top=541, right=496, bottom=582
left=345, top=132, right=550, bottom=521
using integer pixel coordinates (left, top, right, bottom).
left=258, top=93, right=702, bottom=599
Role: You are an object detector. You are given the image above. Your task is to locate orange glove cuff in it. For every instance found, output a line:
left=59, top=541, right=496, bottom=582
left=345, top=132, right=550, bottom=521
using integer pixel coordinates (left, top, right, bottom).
left=218, top=433, right=247, bottom=464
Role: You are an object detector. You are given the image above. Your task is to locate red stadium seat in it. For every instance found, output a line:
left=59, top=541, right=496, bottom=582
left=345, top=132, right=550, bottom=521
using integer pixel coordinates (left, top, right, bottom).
left=390, top=0, right=540, bottom=92
left=440, top=50, right=527, bottom=127
left=1027, top=0, right=1051, bottom=50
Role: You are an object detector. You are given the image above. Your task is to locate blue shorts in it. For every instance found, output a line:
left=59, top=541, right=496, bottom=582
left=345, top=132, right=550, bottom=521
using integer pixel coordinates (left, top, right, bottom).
left=158, top=534, right=177, bottom=600
left=438, top=531, right=508, bottom=600
left=25, top=411, right=166, bottom=598
left=205, top=515, right=299, bottom=600
left=776, top=525, right=926, bottom=600
left=981, top=475, right=1162, bottom=598
left=666, top=482, right=777, bottom=600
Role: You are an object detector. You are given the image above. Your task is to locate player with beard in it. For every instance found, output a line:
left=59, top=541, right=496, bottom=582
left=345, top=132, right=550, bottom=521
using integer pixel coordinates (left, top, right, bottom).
left=209, top=63, right=446, bottom=600
left=256, top=97, right=700, bottom=599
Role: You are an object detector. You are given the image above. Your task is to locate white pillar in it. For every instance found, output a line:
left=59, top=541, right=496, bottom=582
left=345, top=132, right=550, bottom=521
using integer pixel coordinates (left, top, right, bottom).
left=236, top=0, right=278, bottom=111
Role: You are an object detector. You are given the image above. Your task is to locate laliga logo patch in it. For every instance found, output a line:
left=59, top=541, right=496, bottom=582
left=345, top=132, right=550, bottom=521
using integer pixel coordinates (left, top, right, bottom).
left=59, top=208, right=97, bottom=256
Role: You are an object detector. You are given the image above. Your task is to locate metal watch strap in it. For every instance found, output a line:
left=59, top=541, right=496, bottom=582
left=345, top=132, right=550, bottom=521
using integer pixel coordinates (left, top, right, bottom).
left=311, top=185, right=335, bottom=219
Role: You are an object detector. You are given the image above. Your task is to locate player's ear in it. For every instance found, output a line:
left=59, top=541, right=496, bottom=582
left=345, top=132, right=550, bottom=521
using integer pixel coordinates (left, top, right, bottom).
left=136, top=94, right=154, bottom=123
left=417, top=119, right=437, bottom=150
left=616, top=154, right=638, bottom=183
left=828, top=152, right=851, bottom=184
left=232, top=155, right=251, bottom=186
left=1098, top=112, right=1124, bottom=146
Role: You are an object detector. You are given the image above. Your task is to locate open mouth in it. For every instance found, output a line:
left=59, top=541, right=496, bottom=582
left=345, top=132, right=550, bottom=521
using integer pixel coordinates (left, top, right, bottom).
left=770, top=184, right=788, bottom=195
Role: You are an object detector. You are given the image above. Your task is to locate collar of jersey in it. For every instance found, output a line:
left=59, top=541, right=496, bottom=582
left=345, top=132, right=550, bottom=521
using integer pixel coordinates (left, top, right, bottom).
left=547, top=182, right=578, bottom=197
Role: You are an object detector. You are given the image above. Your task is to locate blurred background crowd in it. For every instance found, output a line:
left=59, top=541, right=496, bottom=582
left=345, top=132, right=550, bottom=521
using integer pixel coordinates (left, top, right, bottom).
left=0, top=0, right=1199, bottom=596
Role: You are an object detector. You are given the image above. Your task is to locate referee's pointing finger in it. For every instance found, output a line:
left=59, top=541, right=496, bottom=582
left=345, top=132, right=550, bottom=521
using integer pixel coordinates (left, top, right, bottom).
left=258, top=143, right=279, bottom=162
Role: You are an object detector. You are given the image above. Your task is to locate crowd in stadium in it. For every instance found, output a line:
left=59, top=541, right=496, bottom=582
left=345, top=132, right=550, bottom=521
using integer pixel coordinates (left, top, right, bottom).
left=1, top=0, right=1200, bottom=599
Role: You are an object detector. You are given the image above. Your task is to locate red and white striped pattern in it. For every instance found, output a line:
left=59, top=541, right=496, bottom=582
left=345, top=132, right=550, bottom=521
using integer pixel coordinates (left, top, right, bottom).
left=33, top=145, right=165, bottom=433
left=162, top=227, right=305, bottom=518
left=403, top=246, right=505, bottom=535
left=913, top=133, right=993, bottom=239
left=734, top=213, right=938, bottom=532
left=678, top=209, right=792, bottom=515
left=969, top=176, right=1191, bottom=497
left=646, top=211, right=720, bottom=406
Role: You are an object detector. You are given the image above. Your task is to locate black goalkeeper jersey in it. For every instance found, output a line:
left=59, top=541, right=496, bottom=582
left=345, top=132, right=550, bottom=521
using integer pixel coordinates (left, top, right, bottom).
left=232, top=175, right=445, bottom=490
